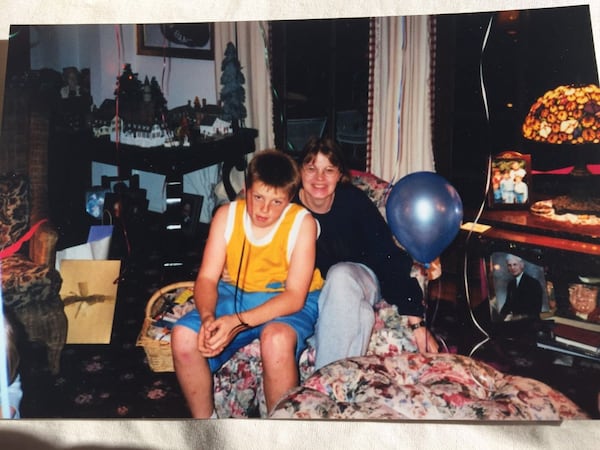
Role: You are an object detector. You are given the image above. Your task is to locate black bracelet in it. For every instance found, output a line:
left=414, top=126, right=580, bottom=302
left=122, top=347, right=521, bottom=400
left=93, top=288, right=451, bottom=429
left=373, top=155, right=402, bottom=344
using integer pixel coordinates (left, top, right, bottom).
left=409, top=320, right=426, bottom=331
left=235, top=312, right=250, bottom=328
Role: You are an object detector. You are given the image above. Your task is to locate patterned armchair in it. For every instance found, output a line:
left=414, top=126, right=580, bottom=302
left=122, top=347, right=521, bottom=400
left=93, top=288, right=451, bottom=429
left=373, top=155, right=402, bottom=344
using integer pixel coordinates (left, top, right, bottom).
left=1, top=110, right=67, bottom=375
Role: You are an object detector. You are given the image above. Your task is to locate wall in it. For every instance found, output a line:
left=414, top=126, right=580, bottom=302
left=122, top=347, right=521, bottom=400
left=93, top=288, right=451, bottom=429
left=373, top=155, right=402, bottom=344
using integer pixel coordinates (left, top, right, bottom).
left=29, top=23, right=217, bottom=110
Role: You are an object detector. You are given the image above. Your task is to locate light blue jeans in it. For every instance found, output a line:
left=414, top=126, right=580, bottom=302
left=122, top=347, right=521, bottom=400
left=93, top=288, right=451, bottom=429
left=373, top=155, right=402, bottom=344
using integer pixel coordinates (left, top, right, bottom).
left=3, top=374, right=22, bottom=419
left=314, top=262, right=381, bottom=370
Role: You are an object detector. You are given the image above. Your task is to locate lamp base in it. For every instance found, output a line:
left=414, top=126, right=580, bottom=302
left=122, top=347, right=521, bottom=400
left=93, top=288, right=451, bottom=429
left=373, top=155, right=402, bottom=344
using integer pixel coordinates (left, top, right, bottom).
left=566, top=167, right=599, bottom=201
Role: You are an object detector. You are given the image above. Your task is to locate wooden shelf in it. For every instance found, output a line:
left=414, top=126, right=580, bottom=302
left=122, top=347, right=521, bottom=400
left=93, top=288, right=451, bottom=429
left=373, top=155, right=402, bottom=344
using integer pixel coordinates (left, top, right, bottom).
left=89, top=128, right=258, bottom=201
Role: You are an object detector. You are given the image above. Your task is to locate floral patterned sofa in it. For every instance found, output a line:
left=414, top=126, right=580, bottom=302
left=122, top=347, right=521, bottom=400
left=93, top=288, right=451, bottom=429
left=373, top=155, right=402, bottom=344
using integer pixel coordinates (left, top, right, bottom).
left=214, top=298, right=420, bottom=418
left=210, top=170, right=430, bottom=418
left=269, top=352, right=588, bottom=420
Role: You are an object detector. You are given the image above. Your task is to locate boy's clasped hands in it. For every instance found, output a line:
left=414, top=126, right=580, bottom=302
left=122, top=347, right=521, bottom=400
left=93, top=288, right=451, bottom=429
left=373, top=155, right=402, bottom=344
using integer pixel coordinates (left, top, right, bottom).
left=197, top=314, right=247, bottom=357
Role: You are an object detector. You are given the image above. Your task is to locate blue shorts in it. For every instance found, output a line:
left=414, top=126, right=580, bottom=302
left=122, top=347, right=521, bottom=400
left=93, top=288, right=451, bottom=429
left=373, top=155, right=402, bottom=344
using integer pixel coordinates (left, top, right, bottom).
left=175, top=280, right=320, bottom=373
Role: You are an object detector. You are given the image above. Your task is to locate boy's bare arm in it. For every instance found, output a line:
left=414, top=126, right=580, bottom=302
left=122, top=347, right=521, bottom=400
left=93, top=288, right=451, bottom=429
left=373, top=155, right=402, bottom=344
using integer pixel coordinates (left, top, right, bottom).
left=194, top=205, right=228, bottom=321
left=238, top=214, right=318, bottom=327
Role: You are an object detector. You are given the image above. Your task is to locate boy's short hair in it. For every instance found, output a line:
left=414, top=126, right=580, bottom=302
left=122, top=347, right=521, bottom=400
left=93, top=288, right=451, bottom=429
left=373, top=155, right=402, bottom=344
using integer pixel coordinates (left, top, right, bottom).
left=245, top=149, right=300, bottom=200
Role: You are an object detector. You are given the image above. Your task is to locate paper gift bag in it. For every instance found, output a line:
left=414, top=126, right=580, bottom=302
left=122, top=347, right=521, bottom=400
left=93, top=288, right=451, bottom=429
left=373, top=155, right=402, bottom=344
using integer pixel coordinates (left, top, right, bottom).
left=55, top=225, right=114, bottom=271
left=59, top=259, right=121, bottom=344
left=86, top=225, right=113, bottom=260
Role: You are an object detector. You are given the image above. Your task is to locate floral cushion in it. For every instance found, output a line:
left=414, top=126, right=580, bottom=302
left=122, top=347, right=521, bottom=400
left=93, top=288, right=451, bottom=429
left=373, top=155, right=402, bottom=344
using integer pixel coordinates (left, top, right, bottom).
left=349, top=169, right=391, bottom=218
left=269, top=353, right=589, bottom=420
left=213, top=300, right=415, bottom=418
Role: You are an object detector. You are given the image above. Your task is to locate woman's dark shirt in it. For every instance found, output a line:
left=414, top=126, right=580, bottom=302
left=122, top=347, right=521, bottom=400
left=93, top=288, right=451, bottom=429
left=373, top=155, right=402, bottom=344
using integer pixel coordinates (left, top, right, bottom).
left=294, top=183, right=424, bottom=316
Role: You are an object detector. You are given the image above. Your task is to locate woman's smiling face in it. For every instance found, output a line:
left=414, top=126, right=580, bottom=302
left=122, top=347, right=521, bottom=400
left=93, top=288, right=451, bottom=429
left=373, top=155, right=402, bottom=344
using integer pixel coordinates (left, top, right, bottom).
left=301, top=152, right=342, bottom=201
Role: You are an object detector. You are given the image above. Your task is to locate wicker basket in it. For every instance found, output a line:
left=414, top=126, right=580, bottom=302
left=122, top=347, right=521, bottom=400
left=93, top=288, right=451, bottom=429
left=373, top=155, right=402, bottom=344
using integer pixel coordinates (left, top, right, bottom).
left=136, top=281, right=195, bottom=372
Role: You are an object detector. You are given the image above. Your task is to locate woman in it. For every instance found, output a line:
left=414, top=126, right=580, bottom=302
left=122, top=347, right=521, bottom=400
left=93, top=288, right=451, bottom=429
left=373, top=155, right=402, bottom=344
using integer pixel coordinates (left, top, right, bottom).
left=294, top=137, right=439, bottom=370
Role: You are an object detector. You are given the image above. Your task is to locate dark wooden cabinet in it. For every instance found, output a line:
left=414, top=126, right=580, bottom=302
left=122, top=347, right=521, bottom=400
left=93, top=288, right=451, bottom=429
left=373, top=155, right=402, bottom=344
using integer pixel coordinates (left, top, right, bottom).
left=88, top=128, right=258, bottom=200
left=458, top=209, right=600, bottom=319
left=49, top=128, right=258, bottom=251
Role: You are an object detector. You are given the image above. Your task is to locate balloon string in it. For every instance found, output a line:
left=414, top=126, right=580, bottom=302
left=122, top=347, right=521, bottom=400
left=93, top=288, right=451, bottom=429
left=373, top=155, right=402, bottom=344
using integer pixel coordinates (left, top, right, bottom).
left=462, top=15, right=494, bottom=348
left=422, top=269, right=450, bottom=354
left=161, top=29, right=170, bottom=102
left=113, top=25, right=122, bottom=171
left=479, top=16, right=492, bottom=123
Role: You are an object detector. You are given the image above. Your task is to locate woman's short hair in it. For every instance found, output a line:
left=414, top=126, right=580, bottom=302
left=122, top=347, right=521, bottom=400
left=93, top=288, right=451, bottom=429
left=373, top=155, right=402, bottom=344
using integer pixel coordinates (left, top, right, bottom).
left=298, top=137, right=352, bottom=184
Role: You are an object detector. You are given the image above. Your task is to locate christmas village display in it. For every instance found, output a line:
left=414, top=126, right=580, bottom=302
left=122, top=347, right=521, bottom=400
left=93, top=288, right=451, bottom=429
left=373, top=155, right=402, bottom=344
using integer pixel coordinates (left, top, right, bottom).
left=91, top=42, right=247, bottom=148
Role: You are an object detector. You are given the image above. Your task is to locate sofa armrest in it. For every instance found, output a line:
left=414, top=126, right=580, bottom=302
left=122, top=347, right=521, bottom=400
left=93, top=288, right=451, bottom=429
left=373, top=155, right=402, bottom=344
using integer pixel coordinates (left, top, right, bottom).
left=28, top=220, right=59, bottom=268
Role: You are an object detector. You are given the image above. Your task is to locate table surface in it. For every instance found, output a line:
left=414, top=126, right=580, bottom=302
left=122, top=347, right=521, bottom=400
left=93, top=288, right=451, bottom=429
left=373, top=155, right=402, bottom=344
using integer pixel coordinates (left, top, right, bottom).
left=89, top=128, right=258, bottom=177
left=475, top=209, right=600, bottom=253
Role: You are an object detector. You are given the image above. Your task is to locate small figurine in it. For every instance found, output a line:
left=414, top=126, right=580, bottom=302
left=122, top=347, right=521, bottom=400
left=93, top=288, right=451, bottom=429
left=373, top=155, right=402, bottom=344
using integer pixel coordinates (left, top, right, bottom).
left=60, top=66, right=81, bottom=99
left=143, top=77, right=152, bottom=103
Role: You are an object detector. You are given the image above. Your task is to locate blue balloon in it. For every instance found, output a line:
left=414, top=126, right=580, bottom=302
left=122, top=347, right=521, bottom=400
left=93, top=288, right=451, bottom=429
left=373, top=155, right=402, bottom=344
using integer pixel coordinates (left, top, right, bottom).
left=385, top=171, right=463, bottom=265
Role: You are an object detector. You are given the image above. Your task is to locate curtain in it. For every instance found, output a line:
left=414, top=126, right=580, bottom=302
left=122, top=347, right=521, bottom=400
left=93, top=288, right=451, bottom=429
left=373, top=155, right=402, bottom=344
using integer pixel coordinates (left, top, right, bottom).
left=214, top=21, right=275, bottom=153
left=210, top=21, right=275, bottom=199
left=368, top=15, right=435, bottom=182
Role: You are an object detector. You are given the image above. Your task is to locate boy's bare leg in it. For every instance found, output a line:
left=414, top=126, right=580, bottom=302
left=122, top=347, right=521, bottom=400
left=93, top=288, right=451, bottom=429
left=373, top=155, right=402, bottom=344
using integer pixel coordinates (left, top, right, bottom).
left=260, top=322, right=298, bottom=412
left=172, top=325, right=214, bottom=418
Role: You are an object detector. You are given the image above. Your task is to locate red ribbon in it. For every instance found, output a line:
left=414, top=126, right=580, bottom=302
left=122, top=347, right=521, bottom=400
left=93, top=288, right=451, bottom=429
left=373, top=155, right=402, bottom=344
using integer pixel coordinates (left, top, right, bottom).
left=0, top=219, right=48, bottom=259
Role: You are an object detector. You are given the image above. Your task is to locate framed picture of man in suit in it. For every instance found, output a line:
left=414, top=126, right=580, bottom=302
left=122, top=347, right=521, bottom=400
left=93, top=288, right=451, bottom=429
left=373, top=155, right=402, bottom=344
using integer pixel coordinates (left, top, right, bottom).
left=487, top=251, right=550, bottom=323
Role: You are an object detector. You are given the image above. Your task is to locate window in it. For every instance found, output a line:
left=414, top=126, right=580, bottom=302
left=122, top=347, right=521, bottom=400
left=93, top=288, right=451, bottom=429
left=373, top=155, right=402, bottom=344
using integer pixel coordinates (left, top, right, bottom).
left=269, top=18, right=370, bottom=170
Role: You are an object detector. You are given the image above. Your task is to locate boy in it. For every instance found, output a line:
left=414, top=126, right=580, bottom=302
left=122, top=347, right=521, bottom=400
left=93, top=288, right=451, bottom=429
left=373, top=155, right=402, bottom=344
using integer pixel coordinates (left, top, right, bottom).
left=513, top=174, right=528, bottom=204
left=171, top=149, right=323, bottom=418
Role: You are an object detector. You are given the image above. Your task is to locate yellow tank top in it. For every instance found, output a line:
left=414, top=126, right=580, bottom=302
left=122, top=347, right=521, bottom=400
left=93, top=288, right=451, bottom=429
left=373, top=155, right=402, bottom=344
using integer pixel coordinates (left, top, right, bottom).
left=224, top=200, right=323, bottom=293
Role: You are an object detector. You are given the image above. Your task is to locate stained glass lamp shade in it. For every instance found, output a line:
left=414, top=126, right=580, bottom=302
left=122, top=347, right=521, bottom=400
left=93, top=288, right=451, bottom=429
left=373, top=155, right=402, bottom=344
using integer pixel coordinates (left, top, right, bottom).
left=522, top=84, right=600, bottom=176
left=522, top=84, right=600, bottom=214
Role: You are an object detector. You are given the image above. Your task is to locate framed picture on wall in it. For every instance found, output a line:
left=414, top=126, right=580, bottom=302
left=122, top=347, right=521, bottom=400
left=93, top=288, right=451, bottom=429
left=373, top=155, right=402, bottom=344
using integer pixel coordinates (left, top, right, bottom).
left=101, top=174, right=140, bottom=192
left=488, top=151, right=532, bottom=209
left=136, top=23, right=215, bottom=60
left=84, top=186, right=111, bottom=220
left=180, top=194, right=204, bottom=237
